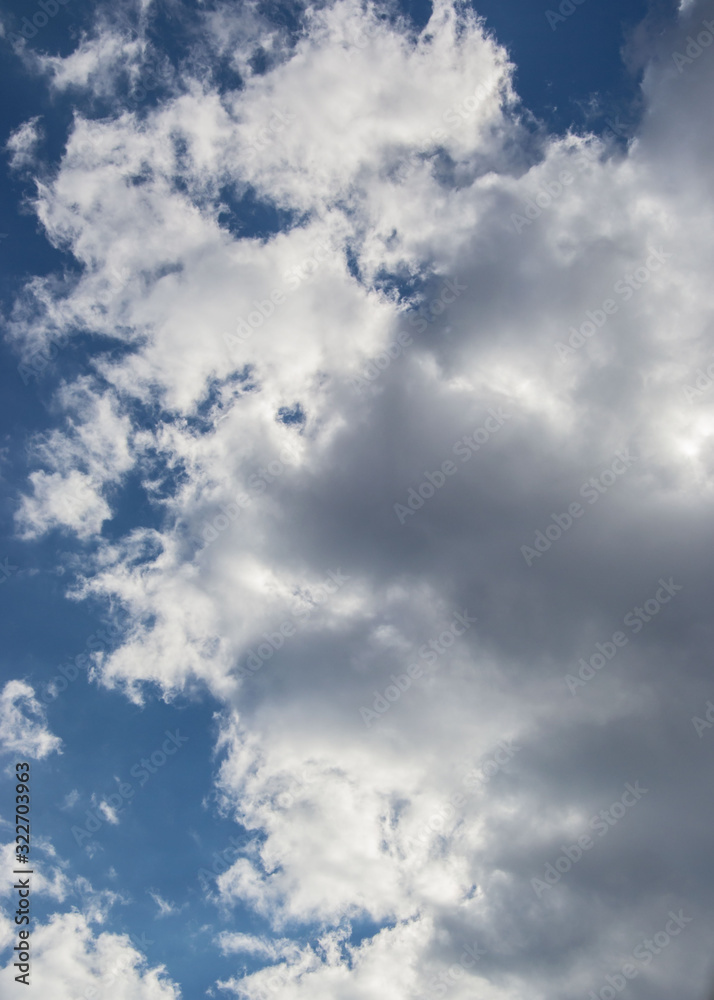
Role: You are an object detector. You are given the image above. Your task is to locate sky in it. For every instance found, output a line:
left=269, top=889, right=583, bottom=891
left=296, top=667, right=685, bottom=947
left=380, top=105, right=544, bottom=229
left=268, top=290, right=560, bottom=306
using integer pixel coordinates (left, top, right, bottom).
left=1, top=0, right=714, bottom=998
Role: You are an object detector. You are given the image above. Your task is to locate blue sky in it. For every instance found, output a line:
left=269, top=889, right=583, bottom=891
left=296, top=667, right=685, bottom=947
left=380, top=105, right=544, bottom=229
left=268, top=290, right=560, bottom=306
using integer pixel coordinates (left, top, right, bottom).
left=2, top=1, right=714, bottom=998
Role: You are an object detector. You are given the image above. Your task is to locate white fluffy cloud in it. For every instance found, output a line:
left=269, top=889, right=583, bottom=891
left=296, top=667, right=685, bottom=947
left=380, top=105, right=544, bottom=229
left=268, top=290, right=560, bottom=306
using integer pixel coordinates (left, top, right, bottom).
left=0, top=911, right=180, bottom=999
left=5, top=117, right=42, bottom=172
left=218, top=930, right=301, bottom=961
left=0, top=836, right=69, bottom=902
left=0, top=834, right=170, bottom=996
left=7, top=0, right=714, bottom=998
left=0, top=681, right=62, bottom=759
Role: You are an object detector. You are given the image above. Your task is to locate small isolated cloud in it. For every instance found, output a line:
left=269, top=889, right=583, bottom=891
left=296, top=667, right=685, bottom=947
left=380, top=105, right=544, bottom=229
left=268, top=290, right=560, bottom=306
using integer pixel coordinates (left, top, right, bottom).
left=148, top=891, right=187, bottom=918
left=217, top=931, right=300, bottom=962
left=97, top=799, right=121, bottom=825
left=5, top=117, right=42, bottom=172
left=218, top=931, right=300, bottom=962
left=60, top=788, right=80, bottom=810
left=0, top=680, right=62, bottom=759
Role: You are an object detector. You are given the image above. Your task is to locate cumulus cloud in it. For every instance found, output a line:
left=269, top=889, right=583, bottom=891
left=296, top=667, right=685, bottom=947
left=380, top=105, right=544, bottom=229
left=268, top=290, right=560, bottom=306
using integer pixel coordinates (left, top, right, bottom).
left=5, top=117, right=42, bottom=172
left=0, top=911, right=180, bottom=999
left=0, top=837, right=69, bottom=902
left=0, top=836, right=151, bottom=994
left=7, top=0, right=714, bottom=998
left=14, top=378, right=135, bottom=539
left=0, top=680, right=62, bottom=759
